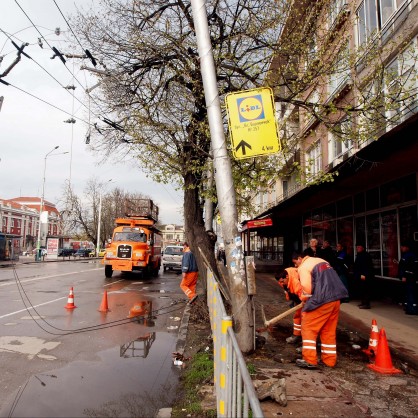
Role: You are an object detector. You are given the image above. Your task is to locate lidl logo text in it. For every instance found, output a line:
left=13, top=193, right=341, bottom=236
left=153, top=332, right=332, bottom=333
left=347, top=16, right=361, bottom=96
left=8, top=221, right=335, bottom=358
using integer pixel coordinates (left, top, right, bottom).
left=237, top=95, right=265, bottom=122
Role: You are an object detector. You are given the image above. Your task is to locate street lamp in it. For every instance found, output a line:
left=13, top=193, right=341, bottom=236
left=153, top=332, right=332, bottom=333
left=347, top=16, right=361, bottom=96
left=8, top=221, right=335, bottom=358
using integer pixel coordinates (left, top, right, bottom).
left=35, top=146, right=68, bottom=261
left=96, top=179, right=113, bottom=257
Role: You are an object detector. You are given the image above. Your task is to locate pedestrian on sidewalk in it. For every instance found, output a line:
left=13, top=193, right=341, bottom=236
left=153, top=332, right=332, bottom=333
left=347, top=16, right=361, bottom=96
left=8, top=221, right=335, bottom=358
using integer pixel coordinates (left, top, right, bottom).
left=318, top=240, right=337, bottom=268
left=303, top=238, right=318, bottom=257
left=275, top=267, right=302, bottom=344
left=180, top=242, right=199, bottom=305
left=353, top=243, right=374, bottom=309
left=335, top=242, right=350, bottom=302
left=398, top=241, right=418, bottom=315
left=292, top=252, right=349, bottom=369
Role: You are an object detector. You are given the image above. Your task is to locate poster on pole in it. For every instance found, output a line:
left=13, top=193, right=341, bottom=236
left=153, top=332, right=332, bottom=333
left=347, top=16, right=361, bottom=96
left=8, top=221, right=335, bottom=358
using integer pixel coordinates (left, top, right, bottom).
left=225, top=87, right=280, bottom=160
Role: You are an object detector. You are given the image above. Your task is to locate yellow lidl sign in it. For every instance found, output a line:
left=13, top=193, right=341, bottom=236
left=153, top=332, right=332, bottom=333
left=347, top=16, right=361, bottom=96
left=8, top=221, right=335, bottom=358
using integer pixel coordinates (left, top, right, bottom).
left=225, top=87, right=280, bottom=160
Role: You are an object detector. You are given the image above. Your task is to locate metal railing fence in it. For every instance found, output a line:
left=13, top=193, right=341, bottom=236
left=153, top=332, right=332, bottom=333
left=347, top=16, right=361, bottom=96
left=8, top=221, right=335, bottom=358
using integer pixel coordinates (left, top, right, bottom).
left=207, top=267, right=264, bottom=418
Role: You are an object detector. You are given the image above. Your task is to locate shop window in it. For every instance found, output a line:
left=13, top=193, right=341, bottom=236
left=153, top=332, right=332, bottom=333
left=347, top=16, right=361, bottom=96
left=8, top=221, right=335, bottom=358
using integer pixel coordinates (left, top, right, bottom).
left=399, top=206, right=418, bottom=249
left=323, top=219, right=337, bottom=247
left=322, top=203, right=336, bottom=220
left=355, top=216, right=366, bottom=248
left=336, top=197, right=353, bottom=217
left=381, top=210, right=398, bottom=277
left=354, top=192, right=365, bottom=212
left=366, top=187, right=380, bottom=210
left=366, top=214, right=381, bottom=275
left=303, top=211, right=313, bottom=227
left=337, top=217, right=354, bottom=257
left=381, top=174, right=416, bottom=206
left=312, top=208, right=323, bottom=222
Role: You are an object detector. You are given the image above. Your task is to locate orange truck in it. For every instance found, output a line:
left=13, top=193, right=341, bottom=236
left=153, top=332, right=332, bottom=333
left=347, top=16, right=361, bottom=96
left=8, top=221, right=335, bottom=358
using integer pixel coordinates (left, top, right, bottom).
left=102, top=199, right=162, bottom=278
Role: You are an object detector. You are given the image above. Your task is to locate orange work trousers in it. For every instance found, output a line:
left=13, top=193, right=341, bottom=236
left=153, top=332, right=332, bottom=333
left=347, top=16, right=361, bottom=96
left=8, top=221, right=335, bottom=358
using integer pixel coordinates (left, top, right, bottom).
left=180, top=272, right=198, bottom=300
left=301, top=300, right=341, bottom=367
left=293, top=308, right=302, bottom=336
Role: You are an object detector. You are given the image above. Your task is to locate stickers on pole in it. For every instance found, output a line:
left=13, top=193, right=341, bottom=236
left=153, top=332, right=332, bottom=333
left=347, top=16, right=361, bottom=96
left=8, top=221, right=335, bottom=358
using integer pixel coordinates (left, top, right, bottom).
left=225, top=87, right=281, bottom=160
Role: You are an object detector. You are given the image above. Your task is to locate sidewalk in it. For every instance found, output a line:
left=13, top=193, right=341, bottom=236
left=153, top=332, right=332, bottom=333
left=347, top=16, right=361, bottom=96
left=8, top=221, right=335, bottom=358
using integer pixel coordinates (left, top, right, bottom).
left=254, top=271, right=418, bottom=369
left=339, top=298, right=418, bottom=368
left=250, top=272, right=418, bottom=417
left=0, top=255, right=98, bottom=267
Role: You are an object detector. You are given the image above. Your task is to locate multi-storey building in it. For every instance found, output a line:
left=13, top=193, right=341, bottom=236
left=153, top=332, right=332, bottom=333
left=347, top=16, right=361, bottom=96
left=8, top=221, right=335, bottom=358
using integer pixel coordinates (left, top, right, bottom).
left=158, top=224, right=185, bottom=250
left=0, top=197, right=62, bottom=259
left=242, top=0, right=418, bottom=286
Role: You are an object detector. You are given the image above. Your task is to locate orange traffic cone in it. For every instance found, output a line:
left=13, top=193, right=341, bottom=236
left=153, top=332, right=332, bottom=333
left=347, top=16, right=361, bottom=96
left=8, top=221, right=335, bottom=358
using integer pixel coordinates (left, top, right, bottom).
left=363, top=319, right=379, bottom=356
left=65, top=287, right=77, bottom=309
left=368, top=328, right=402, bottom=374
left=98, top=290, right=110, bottom=312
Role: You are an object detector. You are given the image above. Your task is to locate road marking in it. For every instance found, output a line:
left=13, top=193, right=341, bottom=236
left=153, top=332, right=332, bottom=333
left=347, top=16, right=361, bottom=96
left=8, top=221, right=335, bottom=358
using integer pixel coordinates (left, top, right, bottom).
left=0, top=268, right=103, bottom=288
left=103, top=279, right=124, bottom=287
left=0, top=297, right=67, bottom=319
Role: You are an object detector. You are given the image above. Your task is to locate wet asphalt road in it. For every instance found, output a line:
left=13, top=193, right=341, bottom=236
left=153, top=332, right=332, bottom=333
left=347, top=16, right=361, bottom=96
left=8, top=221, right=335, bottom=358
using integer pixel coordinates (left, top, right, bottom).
left=0, top=260, right=187, bottom=417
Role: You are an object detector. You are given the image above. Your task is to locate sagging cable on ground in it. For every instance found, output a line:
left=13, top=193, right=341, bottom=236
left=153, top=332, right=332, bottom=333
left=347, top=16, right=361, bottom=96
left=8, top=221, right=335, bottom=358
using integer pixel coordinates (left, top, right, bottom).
left=11, top=264, right=186, bottom=336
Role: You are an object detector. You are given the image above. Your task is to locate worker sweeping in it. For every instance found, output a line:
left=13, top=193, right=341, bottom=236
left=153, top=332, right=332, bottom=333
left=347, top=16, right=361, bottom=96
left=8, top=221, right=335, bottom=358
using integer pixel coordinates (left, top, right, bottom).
left=292, top=251, right=349, bottom=369
left=275, top=267, right=303, bottom=344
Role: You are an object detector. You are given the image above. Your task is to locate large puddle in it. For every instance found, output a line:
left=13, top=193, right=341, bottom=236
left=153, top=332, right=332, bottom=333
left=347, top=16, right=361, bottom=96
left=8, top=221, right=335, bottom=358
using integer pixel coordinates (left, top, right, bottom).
left=1, top=332, right=180, bottom=418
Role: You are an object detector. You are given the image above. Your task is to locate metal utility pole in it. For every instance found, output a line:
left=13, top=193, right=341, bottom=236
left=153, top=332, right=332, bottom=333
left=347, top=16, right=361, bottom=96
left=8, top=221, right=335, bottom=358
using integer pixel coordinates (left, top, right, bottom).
left=36, top=146, right=59, bottom=261
left=190, top=0, right=254, bottom=352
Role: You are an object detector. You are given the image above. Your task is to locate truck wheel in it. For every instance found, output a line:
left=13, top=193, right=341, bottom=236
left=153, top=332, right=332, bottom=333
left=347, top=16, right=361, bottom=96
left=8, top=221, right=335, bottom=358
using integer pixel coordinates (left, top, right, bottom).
left=163, top=266, right=167, bottom=272
left=152, top=265, right=160, bottom=277
left=105, top=265, right=113, bottom=278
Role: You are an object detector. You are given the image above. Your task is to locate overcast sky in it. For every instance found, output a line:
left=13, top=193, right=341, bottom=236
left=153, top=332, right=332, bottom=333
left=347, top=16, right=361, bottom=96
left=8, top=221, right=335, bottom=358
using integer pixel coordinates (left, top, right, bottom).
left=0, top=0, right=184, bottom=225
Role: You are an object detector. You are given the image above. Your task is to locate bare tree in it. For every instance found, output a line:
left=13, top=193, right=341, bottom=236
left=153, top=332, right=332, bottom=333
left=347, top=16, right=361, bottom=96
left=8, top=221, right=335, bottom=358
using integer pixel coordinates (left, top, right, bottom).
left=61, top=179, right=150, bottom=247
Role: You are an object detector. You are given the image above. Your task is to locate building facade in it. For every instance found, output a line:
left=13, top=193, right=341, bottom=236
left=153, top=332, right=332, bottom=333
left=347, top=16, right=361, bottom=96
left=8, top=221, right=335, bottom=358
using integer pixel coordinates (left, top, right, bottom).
left=0, top=197, right=62, bottom=257
left=158, top=224, right=185, bottom=250
left=243, top=0, right=418, bottom=284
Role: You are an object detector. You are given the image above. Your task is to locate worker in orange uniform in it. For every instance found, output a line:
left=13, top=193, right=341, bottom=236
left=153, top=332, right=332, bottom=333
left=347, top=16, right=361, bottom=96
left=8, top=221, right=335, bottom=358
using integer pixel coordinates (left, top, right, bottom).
left=180, top=242, right=199, bottom=305
left=275, top=267, right=302, bottom=344
left=292, top=251, right=348, bottom=369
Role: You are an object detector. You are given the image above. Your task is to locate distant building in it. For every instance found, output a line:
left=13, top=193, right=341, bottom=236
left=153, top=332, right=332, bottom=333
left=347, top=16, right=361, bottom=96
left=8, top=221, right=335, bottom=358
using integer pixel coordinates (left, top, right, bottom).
left=0, top=197, right=63, bottom=256
left=158, top=224, right=185, bottom=249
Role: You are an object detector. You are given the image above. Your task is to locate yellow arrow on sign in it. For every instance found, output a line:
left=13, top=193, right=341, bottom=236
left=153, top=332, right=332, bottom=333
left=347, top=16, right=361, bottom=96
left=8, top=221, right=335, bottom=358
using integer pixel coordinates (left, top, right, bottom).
left=225, top=87, right=281, bottom=160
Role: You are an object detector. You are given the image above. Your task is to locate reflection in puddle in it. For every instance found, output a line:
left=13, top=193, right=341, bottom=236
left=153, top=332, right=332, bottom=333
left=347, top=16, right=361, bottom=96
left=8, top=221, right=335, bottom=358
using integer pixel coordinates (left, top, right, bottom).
left=128, top=300, right=152, bottom=319
left=120, top=332, right=156, bottom=358
left=1, top=333, right=179, bottom=418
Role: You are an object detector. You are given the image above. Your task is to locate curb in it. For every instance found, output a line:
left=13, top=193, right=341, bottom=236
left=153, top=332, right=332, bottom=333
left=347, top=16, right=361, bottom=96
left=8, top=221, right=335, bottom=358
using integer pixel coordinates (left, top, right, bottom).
left=175, top=303, right=191, bottom=356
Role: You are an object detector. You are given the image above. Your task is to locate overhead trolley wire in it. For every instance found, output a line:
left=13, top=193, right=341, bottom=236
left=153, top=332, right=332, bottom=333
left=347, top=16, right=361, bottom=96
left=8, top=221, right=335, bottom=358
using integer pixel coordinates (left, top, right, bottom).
left=0, top=78, right=93, bottom=124
left=53, top=0, right=98, bottom=68
left=14, top=0, right=104, bottom=109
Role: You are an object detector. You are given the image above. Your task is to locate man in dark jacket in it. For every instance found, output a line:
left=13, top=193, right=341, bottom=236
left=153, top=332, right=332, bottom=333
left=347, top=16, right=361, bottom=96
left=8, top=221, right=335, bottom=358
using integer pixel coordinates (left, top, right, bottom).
left=398, top=241, right=418, bottom=315
left=353, top=243, right=374, bottom=309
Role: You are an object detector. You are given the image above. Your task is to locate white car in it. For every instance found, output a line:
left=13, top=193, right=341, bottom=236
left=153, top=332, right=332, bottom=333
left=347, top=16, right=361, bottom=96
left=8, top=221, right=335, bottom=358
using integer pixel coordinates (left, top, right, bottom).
left=162, top=246, right=183, bottom=272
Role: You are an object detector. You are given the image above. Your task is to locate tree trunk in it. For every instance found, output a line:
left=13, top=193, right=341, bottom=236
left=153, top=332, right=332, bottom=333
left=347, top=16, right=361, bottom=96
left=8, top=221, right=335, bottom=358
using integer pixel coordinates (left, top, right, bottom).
left=183, top=173, right=218, bottom=287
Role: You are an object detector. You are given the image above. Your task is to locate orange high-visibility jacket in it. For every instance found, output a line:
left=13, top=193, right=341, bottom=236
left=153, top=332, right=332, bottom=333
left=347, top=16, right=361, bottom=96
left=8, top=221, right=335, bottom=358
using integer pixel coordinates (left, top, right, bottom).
left=284, top=267, right=302, bottom=301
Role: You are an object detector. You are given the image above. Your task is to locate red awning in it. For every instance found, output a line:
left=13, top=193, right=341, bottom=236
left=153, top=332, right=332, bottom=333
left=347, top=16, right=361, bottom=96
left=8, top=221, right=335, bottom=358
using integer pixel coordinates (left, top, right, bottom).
left=242, top=218, right=273, bottom=231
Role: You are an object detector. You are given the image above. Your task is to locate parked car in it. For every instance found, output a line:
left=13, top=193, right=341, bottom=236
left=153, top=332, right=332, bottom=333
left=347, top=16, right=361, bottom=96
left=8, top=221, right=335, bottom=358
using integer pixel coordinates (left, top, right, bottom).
left=74, top=248, right=94, bottom=258
left=98, top=248, right=107, bottom=257
left=162, top=245, right=183, bottom=272
left=58, top=248, right=75, bottom=257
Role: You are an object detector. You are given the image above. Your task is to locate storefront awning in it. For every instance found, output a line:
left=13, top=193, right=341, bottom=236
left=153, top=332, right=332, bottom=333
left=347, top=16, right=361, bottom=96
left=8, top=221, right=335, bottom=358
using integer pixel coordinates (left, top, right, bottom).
left=241, top=218, right=273, bottom=231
